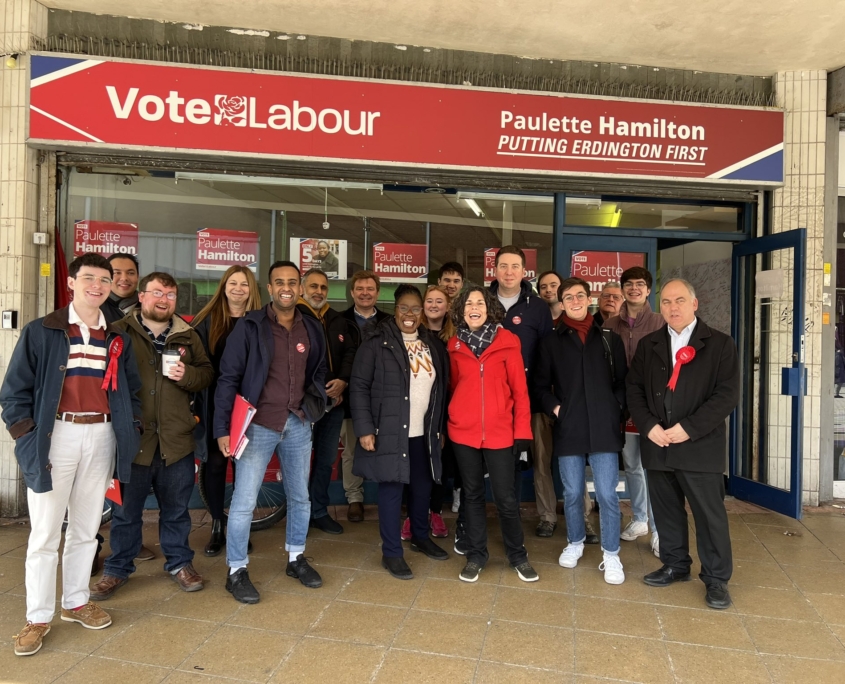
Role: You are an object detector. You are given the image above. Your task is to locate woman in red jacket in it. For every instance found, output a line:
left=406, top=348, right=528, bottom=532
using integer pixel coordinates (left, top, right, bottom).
left=447, top=285, right=537, bottom=584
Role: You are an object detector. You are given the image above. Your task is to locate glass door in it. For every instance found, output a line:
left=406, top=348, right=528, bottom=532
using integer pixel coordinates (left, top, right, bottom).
left=731, top=229, right=806, bottom=519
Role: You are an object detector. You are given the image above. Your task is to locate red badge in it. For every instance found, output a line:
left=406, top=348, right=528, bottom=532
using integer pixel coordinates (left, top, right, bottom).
left=296, top=342, right=306, bottom=353
left=667, top=346, right=696, bottom=391
left=338, top=334, right=344, bottom=342
left=512, top=316, right=522, bottom=325
left=455, top=340, right=461, bottom=349
left=178, top=346, right=186, bottom=357
left=101, top=337, right=124, bottom=392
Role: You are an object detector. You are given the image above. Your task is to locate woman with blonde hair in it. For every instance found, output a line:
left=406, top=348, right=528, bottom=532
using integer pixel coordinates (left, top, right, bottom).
left=193, top=266, right=262, bottom=556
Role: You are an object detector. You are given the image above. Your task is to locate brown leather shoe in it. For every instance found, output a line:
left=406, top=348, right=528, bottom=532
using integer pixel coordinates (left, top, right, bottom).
left=60, top=602, right=112, bottom=630
left=135, top=545, right=155, bottom=562
left=89, top=575, right=127, bottom=601
left=14, top=622, right=50, bottom=656
left=347, top=502, right=364, bottom=522
left=172, top=563, right=204, bottom=592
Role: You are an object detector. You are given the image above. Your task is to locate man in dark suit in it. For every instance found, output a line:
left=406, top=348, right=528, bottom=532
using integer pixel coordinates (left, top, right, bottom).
left=626, top=278, right=739, bottom=609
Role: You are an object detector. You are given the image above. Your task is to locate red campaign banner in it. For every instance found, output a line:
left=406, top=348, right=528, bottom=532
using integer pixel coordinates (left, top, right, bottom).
left=484, top=247, right=538, bottom=284
left=29, top=55, right=784, bottom=185
left=570, top=250, right=646, bottom=295
left=289, top=238, right=348, bottom=279
left=73, top=220, right=138, bottom=257
left=196, top=228, right=258, bottom=271
left=373, top=242, right=428, bottom=283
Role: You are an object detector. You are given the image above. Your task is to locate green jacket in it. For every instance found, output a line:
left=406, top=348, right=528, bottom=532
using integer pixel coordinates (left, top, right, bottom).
left=116, top=309, right=214, bottom=466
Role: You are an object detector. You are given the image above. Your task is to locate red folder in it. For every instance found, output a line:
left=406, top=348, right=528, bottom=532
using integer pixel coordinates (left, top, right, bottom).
left=105, top=478, right=123, bottom=506
left=230, top=394, right=257, bottom=459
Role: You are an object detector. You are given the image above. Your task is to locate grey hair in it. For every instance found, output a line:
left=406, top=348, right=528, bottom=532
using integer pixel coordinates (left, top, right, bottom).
left=602, top=281, right=622, bottom=290
left=662, top=278, right=696, bottom=299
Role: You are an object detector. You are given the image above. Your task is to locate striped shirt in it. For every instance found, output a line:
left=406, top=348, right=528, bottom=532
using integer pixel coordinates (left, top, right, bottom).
left=138, top=313, right=172, bottom=354
left=57, top=304, right=110, bottom=415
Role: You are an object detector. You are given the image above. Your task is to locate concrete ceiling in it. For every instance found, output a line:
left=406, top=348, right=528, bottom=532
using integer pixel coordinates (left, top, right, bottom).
left=40, top=0, right=845, bottom=76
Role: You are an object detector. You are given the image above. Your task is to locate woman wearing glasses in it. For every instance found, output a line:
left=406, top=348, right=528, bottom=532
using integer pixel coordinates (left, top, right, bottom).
left=447, top=285, right=537, bottom=583
left=192, top=266, right=262, bottom=556
left=533, top=277, right=629, bottom=585
left=349, top=286, right=449, bottom=580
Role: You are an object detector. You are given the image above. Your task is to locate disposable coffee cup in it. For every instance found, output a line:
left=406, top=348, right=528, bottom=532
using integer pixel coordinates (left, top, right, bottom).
left=162, top=350, right=180, bottom=378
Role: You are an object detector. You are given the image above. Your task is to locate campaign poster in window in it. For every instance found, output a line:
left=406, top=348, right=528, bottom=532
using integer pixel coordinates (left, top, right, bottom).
left=569, top=250, right=645, bottom=295
left=373, top=242, right=428, bottom=283
left=73, top=220, right=138, bottom=257
left=290, top=238, right=347, bottom=279
left=483, top=247, right=538, bottom=284
left=196, top=228, right=259, bottom=272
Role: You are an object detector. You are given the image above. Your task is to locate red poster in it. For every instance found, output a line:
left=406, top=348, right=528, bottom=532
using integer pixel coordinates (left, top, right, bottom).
left=73, top=220, right=138, bottom=257
left=289, top=238, right=347, bottom=279
left=570, top=250, right=646, bottom=294
left=484, top=248, right=538, bottom=284
left=373, top=242, right=428, bottom=283
left=196, top=228, right=258, bottom=271
left=31, top=55, right=783, bottom=185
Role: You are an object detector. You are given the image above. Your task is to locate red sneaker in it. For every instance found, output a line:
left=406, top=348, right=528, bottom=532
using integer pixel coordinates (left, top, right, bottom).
left=430, top=512, right=448, bottom=538
left=400, top=517, right=411, bottom=541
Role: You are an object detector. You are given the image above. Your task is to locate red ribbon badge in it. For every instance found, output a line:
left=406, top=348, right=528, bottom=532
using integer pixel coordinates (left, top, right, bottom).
left=667, top=346, right=696, bottom=391
left=101, top=337, right=124, bottom=392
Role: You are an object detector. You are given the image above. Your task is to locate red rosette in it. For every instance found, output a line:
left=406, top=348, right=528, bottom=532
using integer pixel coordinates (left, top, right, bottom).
left=667, top=345, right=695, bottom=391
left=101, top=336, right=124, bottom=392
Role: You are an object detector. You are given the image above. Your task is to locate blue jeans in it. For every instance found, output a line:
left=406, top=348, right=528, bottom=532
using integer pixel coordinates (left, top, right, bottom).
left=105, top=449, right=196, bottom=578
left=227, top=418, right=312, bottom=567
left=559, top=452, right=621, bottom=554
left=309, top=404, right=344, bottom=520
left=622, top=433, right=655, bottom=529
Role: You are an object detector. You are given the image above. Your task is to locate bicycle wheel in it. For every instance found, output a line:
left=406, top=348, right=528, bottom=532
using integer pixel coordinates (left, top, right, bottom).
left=62, top=500, right=113, bottom=532
left=197, top=454, right=287, bottom=531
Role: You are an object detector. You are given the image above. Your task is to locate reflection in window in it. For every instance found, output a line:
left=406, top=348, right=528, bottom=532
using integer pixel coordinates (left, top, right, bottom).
left=566, top=198, right=741, bottom=233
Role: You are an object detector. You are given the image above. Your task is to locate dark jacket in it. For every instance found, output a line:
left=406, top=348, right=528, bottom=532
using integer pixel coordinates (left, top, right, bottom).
left=602, top=301, right=666, bottom=366
left=101, top=292, right=138, bottom=325
left=214, top=309, right=328, bottom=439
left=489, top=280, right=553, bottom=412
left=349, top=318, right=449, bottom=484
left=533, top=317, right=628, bottom=456
left=298, top=300, right=358, bottom=387
left=116, top=309, right=214, bottom=466
left=341, top=306, right=390, bottom=416
left=626, top=319, right=739, bottom=473
left=0, top=306, right=143, bottom=493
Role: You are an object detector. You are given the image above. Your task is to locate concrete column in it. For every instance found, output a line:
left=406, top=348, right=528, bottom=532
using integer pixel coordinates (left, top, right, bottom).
left=0, top=0, right=47, bottom=516
left=770, top=71, right=828, bottom=506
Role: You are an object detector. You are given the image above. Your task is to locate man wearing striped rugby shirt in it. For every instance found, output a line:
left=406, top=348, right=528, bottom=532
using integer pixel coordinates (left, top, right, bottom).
left=1, top=253, right=143, bottom=657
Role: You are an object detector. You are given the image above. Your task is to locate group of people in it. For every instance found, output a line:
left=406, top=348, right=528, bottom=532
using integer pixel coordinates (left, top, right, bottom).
left=1, top=245, right=739, bottom=657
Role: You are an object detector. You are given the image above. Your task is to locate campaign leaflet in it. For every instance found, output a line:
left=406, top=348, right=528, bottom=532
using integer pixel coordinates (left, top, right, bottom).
left=373, top=243, right=428, bottom=283
left=290, top=238, right=347, bottom=279
left=73, top=220, right=138, bottom=257
left=196, top=228, right=259, bottom=272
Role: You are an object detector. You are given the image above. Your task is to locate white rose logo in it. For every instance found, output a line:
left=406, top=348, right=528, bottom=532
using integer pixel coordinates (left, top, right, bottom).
left=214, top=95, right=247, bottom=126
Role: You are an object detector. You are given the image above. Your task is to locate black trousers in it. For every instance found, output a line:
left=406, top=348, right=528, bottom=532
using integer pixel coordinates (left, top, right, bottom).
left=648, top=469, right=733, bottom=584
left=453, top=443, right=527, bottom=567
left=428, top=438, right=461, bottom=514
left=203, top=444, right=230, bottom=521
left=378, top=437, right=432, bottom=557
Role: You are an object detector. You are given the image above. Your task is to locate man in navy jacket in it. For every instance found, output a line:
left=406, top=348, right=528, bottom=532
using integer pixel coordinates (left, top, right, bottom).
left=214, top=261, right=327, bottom=604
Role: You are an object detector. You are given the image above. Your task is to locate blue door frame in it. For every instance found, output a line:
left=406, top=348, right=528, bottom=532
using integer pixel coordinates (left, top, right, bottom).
left=730, top=229, right=806, bottom=519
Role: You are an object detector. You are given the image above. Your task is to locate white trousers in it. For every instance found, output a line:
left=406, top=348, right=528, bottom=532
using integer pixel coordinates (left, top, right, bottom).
left=25, top=420, right=116, bottom=623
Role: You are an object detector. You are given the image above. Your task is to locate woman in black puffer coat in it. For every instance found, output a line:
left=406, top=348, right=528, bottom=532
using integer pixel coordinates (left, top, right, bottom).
left=350, top=288, right=449, bottom=580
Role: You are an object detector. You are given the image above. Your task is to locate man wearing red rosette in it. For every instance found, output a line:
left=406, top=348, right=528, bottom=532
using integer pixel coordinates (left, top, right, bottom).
left=626, top=278, right=739, bottom=610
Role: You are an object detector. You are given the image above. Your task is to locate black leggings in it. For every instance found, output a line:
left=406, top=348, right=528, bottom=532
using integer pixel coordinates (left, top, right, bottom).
left=429, top=440, right=461, bottom=514
left=203, top=444, right=230, bottom=520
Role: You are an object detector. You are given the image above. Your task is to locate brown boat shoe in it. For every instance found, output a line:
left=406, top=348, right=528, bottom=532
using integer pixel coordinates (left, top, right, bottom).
left=89, top=574, right=127, bottom=601
left=60, top=602, right=112, bottom=630
left=172, top=563, right=204, bottom=592
left=13, top=622, right=50, bottom=656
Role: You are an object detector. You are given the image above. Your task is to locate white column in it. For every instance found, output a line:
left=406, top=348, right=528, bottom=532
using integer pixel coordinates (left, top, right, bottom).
left=0, top=0, right=47, bottom=516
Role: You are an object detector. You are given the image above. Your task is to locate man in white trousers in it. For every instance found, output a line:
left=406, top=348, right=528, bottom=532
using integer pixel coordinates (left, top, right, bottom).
left=0, top=253, right=142, bottom=656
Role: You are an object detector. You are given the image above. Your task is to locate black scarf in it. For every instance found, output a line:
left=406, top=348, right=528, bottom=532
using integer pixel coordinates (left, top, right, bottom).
left=456, top=321, right=500, bottom=357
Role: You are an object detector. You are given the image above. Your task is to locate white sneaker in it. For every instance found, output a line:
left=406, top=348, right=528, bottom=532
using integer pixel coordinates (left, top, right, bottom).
left=558, top=543, right=584, bottom=568
left=600, top=552, right=625, bottom=584
left=651, top=533, right=660, bottom=558
left=451, top=489, right=461, bottom=513
left=620, top=520, right=649, bottom=541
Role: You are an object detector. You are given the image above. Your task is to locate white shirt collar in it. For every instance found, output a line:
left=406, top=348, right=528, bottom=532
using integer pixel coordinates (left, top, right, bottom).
left=68, top=302, right=107, bottom=330
left=667, top=318, right=697, bottom=340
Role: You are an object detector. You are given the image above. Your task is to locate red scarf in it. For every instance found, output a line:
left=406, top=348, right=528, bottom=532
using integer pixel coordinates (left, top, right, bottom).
left=561, top=312, right=594, bottom=344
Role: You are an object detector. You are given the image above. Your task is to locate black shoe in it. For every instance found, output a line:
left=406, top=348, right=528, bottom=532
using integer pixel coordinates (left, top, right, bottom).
left=460, top=561, right=483, bottom=583
left=535, top=521, right=556, bottom=538
left=410, top=536, right=448, bottom=561
left=643, top=565, right=692, bottom=587
left=584, top=521, right=600, bottom=545
left=454, top=523, right=469, bottom=556
left=513, top=561, right=539, bottom=582
left=205, top=519, right=225, bottom=557
left=225, top=568, right=260, bottom=604
left=310, top=515, right=344, bottom=535
left=382, top=555, right=414, bottom=580
left=705, top=582, right=732, bottom=610
left=286, top=554, right=323, bottom=588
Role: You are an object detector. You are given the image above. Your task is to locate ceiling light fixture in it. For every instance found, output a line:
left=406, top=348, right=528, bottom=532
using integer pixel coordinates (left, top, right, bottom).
left=463, top=198, right=484, bottom=218
left=456, top=191, right=553, bottom=204
left=174, top=172, right=382, bottom=191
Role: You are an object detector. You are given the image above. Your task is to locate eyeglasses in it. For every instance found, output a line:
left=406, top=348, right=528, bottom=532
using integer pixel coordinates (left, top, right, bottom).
left=75, top=275, right=113, bottom=286
left=623, top=281, right=649, bottom=290
left=396, top=305, right=423, bottom=315
left=600, top=294, right=624, bottom=301
left=142, top=290, right=178, bottom=301
left=562, top=292, right=589, bottom=303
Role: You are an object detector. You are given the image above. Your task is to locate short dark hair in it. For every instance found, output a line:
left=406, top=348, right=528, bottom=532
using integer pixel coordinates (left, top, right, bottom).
left=69, top=253, right=113, bottom=279
left=537, top=270, right=562, bottom=287
left=107, top=253, right=139, bottom=270
left=620, top=266, right=653, bottom=289
left=393, top=284, right=422, bottom=302
left=494, top=245, right=525, bottom=267
left=268, top=260, right=301, bottom=282
left=303, top=268, right=328, bottom=283
left=139, top=271, right=178, bottom=292
left=558, top=277, right=591, bottom=300
left=439, top=262, right=465, bottom=279
left=317, top=240, right=329, bottom=249
left=450, top=284, right=505, bottom=327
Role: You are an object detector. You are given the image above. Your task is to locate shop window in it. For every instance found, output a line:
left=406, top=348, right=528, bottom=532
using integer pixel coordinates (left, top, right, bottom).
left=565, top=197, right=742, bottom=233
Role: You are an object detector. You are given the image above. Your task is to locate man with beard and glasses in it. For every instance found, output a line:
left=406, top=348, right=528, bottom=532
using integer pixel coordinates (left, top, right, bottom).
left=90, top=272, right=213, bottom=600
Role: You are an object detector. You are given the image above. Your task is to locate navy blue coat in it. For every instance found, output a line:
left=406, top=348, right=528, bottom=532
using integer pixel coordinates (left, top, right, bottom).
left=0, top=307, right=143, bottom=493
left=213, top=309, right=328, bottom=439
